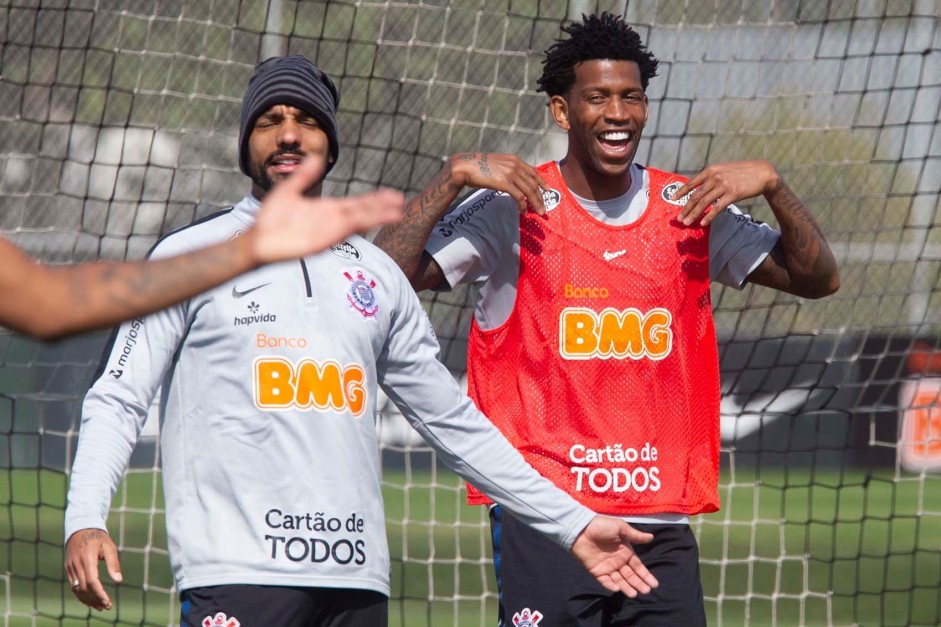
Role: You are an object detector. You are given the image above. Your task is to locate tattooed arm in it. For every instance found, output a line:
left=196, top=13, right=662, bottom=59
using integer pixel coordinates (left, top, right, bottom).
left=374, top=152, right=547, bottom=292
left=0, top=157, right=404, bottom=340
left=673, top=160, right=839, bottom=299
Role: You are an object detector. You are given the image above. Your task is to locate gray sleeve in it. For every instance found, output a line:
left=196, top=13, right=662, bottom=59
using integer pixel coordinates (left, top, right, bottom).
left=709, top=205, right=781, bottom=288
left=63, top=243, right=189, bottom=543
left=376, top=269, right=594, bottom=549
left=425, top=190, right=520, bottom=290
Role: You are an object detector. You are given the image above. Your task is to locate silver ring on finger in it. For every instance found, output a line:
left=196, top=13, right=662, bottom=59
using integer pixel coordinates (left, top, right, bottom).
left=71, top=579, right=80, bottom=589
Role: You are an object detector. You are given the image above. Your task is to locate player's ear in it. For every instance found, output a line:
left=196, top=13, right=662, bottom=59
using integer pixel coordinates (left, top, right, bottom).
left=549, top=95, right=570, bottom=131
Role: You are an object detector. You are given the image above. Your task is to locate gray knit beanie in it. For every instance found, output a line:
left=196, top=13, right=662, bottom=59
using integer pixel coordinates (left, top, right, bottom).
left=238, top=55, right=341, bottom=177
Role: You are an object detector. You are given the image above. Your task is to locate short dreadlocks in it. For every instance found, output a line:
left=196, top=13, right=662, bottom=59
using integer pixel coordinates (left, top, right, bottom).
left=537, top=12, right=660, bottom=97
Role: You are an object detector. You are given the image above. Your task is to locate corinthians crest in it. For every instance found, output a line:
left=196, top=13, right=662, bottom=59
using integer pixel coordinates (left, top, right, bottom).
left=202, top=613, right=240, bottom=627
left=512, top=608, right=543, bottom=626
left=343, top=269, right=379, bottom=318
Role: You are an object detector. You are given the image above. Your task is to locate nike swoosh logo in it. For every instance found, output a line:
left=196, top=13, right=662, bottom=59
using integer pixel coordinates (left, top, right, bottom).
left=603, top=249, right=627, bottom=261
left=231, top=282, right=271, bottom=298
left=720, top=387, right=825, bottom=441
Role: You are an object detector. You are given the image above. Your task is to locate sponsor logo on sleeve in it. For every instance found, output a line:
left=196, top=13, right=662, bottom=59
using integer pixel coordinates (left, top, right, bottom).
left=437, top=189, right=503, bottom=238
left=330, top=240, right=362, bottom=260
left=109, top=318, right=144, bottom=379
left=343, top=269, right=379, bottom=318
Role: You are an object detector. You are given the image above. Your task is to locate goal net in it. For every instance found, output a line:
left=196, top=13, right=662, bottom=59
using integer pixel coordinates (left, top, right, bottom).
left=2, top=1, right=939, bottom=625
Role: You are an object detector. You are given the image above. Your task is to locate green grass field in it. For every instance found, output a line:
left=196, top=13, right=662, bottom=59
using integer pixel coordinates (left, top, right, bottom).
left=2, top=466, right=940, bottom=626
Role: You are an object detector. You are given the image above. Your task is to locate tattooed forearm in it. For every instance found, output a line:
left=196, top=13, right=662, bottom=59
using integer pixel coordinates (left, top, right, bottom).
left=755, top=179, right=839, bottom=298
left=374, top=158, right=467, bottom=290
left=100, top=239, right=248, bottom=312
left=21, top=237, right=257, bottom=340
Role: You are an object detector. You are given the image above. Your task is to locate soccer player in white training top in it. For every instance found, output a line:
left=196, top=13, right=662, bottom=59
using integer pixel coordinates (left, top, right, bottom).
left=64, top=54, right=658, bottom=625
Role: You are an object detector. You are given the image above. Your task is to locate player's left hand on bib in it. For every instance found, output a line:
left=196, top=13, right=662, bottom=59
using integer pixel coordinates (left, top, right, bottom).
left=673, top=159, right=779, bottom=227
left=572, top=515, right=658, bottom=598
left=447, top=152, right=550, bottom=216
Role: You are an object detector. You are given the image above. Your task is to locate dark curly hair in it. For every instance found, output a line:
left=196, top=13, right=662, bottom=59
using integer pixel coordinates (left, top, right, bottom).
left=537, top=12, right=660, bottom=96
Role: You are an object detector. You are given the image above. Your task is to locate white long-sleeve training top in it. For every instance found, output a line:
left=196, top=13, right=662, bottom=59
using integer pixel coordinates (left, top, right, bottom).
left=65, top=195, right=594, bottom=595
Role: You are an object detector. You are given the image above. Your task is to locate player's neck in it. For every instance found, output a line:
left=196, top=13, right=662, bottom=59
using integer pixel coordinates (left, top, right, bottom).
left=558, top=157, right=633, bottom=201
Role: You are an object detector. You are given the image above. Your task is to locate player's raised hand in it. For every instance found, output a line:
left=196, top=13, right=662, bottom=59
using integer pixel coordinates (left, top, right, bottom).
left=571, top=515, right=659, bottom=598
left=447, top=152, right=550, bottom=215
left=673, top=159, right=781, bottom=227
left=65, top=528, right=123, bottom=611
left=249, top=155, right=405, bottom=264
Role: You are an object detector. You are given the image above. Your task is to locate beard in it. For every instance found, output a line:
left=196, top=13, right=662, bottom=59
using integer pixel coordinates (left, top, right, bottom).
left=249, top=163, right=274, bottom=193
left=249, top=148, right=307, bottom=192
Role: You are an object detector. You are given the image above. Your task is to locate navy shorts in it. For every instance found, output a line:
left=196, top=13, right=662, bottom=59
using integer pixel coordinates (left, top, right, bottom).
left=180, top=584, right=387, bottom=627
left=490, top=505, right=707, bottom=627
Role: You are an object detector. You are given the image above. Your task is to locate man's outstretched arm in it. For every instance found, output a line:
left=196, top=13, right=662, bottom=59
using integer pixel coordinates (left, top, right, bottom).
left=0, top=157, right=404, bottom=340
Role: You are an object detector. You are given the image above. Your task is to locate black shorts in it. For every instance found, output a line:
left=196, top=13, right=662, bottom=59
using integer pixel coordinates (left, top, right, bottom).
left=180, top=584, right=387, bottom=627
left=490, top=505, right=706, bottom=627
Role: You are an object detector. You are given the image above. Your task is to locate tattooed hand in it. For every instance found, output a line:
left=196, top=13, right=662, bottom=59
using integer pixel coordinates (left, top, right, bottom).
left=65, top=528, right=123, bottom=611
left=448, top=153, right=549, bottom=215
left=672, top=160, right=781, bottom=227
left=373, top=151, right=549, bottom=291
left=673, top=160, right=839, bottom=299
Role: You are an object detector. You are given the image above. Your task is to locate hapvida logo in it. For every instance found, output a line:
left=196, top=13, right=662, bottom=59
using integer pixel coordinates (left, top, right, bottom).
left=234, top=301, right=277, bottom=326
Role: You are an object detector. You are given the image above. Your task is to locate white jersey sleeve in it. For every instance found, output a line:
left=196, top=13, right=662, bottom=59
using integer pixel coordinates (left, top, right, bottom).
left=426, top=189, right=521, bottom=330
left=425, top=188, right=520, bottom=287
left=377, top=269, right=594, bottom=549
left=708, top=205, right=781, bottom=289
left=63, top=236, right=193, bottom=542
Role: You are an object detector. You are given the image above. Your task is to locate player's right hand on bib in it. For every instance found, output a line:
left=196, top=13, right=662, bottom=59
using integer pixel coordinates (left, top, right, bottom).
left=448, top=153, right=550, bottom=215
left=65, top=528, right=123, bottom=611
